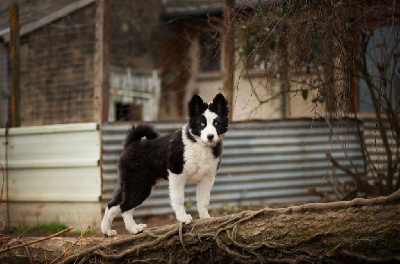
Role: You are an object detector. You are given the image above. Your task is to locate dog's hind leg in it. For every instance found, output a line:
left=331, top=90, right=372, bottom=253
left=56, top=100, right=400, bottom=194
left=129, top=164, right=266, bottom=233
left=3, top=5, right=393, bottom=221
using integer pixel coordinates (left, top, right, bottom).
left=107, top=188, right=122, bottom=208
left=101, top=205, right=121, bottom=237
left=101, top=189, right=122, bottom=236
left=121, top=208, right=147, bottom=235
left=119, top=185, right=153, bottom=235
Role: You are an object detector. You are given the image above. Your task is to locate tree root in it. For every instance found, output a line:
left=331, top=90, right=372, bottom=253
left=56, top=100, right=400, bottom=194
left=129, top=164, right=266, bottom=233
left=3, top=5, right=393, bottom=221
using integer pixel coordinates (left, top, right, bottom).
left=1, top=191, right=399, bottom=263
left=341, top=249, right=400, bottom=263
left=60, top=191, right=400, bottom=263
left=0, top=227, right=73, bottom=254
left=91, top=226, right=180, bottom=262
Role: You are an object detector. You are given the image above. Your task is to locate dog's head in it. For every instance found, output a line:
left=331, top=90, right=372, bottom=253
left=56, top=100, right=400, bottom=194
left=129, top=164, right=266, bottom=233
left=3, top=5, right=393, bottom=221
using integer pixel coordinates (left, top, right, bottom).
left=187, top=93, right=229, bottom=146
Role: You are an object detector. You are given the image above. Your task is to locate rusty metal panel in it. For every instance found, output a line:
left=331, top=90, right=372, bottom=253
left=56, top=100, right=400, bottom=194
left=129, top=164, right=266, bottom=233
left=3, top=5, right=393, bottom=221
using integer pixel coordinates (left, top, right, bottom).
left=101, top=119, right=363, bottom=216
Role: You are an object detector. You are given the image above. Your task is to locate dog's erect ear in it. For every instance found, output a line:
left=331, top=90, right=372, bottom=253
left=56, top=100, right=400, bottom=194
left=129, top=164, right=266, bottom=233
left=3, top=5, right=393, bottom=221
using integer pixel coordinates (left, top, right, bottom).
left=210, top=93, right=229, bottom=117
left=188, top=94, right=207, bottom=118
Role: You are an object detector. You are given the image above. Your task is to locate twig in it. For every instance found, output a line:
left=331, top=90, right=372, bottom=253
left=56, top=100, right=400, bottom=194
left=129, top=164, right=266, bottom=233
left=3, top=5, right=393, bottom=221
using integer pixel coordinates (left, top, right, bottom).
left=0, top=227, right=73, bottom=254
left=17, top=225, right=35, bottom=239
left=0, top=162, right=5, bottom=205
left=23, top=246, right=33, bottom=264
left=326, top=152, right=357, bottom=178
left=50, top=226, right=90, bottom=264
left=179, top=222, right=189, bottom=254
left=0, top=233, right=12, bottom=238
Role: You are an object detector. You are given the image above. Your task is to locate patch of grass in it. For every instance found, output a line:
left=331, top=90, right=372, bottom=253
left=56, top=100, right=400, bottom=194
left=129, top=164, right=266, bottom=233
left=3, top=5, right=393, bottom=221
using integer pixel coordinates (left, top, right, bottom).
left=14, top=221, right=68, bottom=233
left=73, top=226, right=97, bottom=236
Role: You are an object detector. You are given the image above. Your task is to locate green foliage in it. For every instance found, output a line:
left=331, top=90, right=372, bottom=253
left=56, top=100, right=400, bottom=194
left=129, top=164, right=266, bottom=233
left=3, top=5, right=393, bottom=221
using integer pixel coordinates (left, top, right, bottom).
left=185, top=198, right=193, bottom=209
left=15, top=221, right=68, bottom=233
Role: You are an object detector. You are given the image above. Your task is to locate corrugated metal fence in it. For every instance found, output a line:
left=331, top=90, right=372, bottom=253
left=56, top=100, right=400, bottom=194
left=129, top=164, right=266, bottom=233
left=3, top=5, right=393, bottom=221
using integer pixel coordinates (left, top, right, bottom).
left=363, top=118, right=397, bottom=175
left=0, top=123, right=102, bottom=228
left=0, top=123, right=101, bottom=202
left=102, top=119, right=364, bottom=216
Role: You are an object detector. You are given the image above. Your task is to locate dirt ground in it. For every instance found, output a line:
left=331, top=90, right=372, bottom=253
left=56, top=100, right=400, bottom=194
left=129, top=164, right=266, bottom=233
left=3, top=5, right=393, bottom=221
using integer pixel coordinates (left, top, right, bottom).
left=2, top=213, right=179, bottom=238
left=2, top=203, right=301, bottom=238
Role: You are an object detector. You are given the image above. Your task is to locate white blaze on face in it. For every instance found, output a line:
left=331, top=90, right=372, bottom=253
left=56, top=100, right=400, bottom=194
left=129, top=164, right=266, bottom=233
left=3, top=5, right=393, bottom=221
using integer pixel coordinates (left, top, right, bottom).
left=201, top=109, right=218, bottom=144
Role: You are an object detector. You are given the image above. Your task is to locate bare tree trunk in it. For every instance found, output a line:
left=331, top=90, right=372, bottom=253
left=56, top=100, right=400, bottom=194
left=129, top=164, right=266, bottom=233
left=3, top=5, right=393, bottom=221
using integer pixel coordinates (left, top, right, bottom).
left=1, top=191, right=400, bottom=264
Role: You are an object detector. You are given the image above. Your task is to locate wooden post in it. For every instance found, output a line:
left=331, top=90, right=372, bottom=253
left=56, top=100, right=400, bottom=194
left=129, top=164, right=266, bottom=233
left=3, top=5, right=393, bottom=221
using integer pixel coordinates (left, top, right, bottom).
left=9, top=4, right=20, bottom=127
left=222, top=0, right=235, bottom=121
left=94, top=0, right=110, bottom=124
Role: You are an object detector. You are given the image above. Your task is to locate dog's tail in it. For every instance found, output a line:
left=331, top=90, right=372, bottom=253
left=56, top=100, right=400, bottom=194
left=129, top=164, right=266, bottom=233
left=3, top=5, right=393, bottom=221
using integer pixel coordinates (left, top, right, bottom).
left=124, top=124, right=159, bottom=147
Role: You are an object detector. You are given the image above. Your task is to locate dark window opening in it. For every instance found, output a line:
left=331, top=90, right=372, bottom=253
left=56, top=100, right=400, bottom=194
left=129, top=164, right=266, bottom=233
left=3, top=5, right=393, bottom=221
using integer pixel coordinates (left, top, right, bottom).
left=199, top=32, right=221, bottom=72
left=246, top=43, right=272, bottom=71
left=358, top=26, right=400, bottom=113
left=115, top=103, right=143, bottom=121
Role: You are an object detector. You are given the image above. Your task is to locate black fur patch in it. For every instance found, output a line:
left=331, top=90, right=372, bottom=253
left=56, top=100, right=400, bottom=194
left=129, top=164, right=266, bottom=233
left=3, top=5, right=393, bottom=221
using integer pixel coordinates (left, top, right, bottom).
left=167, top=130, right=185, bottom=174
left=185, top=126, right=196, bottom=142
left=116, top=125, right=170, bottom=212
left=208, top=93, right=229, bottom=118
left=188, top=95, right=208, bottom=118
left=189, top=114, right=207, bottom=137
left=208, top=93, right=229, bottom=135
left=124, top=124, right=159, bottom=147
left=188, top=95, right=208, bottom=137
left=211, top=142, right=222, bottom=158
left=211, top=115, right=228, bottom=135
left=107, top=189, right=122, bottom=209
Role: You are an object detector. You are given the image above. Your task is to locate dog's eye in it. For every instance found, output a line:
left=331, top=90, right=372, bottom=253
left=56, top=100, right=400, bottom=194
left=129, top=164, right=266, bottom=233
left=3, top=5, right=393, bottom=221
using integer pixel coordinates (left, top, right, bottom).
left=200, top=122, right=206, bottom=127
left=213, top=121, right=218, bottom=126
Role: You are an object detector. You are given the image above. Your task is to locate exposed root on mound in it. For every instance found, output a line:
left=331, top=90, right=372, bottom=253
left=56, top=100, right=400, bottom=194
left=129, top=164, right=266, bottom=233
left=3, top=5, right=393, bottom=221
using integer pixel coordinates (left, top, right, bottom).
left=56, top=191, right=400, bottom=264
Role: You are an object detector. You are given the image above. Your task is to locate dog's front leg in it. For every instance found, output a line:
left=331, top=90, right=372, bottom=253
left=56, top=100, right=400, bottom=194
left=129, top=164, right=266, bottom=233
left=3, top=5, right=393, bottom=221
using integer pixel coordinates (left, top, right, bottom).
left=196, top=176, right=215, bottom=218
left=169, top=172, right=193, bottom=224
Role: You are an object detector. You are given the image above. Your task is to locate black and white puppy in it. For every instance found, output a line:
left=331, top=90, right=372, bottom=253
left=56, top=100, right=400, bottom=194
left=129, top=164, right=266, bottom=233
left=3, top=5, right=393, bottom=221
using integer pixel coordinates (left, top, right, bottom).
left=101, top=93, right=229, bottom=236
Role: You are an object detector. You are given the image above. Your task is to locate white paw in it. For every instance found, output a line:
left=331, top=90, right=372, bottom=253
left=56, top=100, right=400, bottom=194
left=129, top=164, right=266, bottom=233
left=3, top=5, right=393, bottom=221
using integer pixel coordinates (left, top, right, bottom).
left=177, top=213, right=193, bottom=224
left=103, top=229, right=117, bottom=237
left=138, top=223, right=147, bottom=229
left=126, top=223, right=147, bottom=235
left=200, top=213, right=211, bottom=219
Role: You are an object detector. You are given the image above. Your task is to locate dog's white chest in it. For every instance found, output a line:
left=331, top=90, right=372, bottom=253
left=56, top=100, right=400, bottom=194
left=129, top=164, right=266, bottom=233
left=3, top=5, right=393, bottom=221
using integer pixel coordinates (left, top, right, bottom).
left=183, top=142, right=218, bottom=182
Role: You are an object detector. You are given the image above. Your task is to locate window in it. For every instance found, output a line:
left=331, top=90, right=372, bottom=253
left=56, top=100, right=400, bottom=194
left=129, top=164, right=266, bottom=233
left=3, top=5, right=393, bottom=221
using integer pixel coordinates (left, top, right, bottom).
left=358, top=26, right=400, bottom=112
left=245, top=43, right=273, bottom=71
left=240, top=16, right=277, bottom=73
left=199, top=32, right=221, bottom=72
left=293, top=31, right=323, bottom=74
left=115, top=103, right=143, bottom=121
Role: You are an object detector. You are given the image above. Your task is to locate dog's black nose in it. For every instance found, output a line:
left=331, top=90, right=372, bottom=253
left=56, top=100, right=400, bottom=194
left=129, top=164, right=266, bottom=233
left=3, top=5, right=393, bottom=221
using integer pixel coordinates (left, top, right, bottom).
left=207, top=134, right=214, bottom=141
